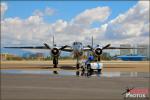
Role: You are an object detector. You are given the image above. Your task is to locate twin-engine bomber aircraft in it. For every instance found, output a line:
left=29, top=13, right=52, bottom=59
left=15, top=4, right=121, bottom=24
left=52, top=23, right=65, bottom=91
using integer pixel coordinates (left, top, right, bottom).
left=4, top=36, right=144, bottom=69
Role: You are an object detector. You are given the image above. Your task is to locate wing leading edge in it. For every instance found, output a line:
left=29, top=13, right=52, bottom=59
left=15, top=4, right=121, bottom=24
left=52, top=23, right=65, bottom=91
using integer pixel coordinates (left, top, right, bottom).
left=4, top=46, right=48, bottom=49
left=105, top=47, right=146, bottom=49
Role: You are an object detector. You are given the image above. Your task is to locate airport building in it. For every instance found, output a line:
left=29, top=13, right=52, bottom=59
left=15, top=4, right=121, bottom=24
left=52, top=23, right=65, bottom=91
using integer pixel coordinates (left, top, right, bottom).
left=1, top=53, right=8, bottom=61
left=137, top=44, right=149, bottom=59
left=0, top=53, right=23, bottom=61
left=34, top=53, right=44, bottom=60
left=22, top=52, right=33, bottom=58
left=120, top=44, right=131, bottom=55
left=119, top=44, right=149, bottom=60
left=22, top=52, right=44, bottom=60
left=29, top=53, right=45, bottom=60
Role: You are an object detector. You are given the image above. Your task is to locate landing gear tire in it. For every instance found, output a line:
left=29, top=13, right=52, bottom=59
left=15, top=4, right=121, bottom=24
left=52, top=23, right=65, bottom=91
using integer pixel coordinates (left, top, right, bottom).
left=87, top=64, right=91, bottom=72
left=98, top=69, right=101, bottom=73
left=81, top=66, right=85, bottom=72
left=76, top=71, right=80, bottom=76
left=54, top=64, right=57, bottom=68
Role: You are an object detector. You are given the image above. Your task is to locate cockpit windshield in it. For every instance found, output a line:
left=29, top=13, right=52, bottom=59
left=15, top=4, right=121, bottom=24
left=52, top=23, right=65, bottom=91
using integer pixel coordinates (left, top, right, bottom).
left=73, top=42, right=82, bottom=45
left=73, top=42, right=83, bottom=50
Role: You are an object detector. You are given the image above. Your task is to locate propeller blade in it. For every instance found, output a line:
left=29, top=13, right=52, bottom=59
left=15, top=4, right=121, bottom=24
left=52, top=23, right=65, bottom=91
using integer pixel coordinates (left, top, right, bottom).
left=44, top=43, right=51, bottom=49
left=59, top=45, right=69, bottom=50
left=102, top=44, right=111, bottom=49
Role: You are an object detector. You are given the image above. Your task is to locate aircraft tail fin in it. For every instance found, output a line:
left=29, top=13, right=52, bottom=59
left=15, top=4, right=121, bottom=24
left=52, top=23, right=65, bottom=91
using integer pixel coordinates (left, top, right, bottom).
left=53, top=36, right=55, bottom=46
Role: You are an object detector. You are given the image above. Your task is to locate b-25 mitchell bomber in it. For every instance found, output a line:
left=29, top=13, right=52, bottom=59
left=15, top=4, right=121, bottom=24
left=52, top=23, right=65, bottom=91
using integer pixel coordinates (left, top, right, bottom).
left=4, top=36, right=144, bottom=69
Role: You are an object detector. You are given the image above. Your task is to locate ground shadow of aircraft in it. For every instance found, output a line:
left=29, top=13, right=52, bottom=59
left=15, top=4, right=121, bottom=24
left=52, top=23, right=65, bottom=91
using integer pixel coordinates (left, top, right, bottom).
left=52, top=70, right=102, bottom=77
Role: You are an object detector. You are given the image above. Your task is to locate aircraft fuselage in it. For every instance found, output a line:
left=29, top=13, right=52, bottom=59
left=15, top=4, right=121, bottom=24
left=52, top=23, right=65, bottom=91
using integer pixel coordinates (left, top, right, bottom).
left=72, top=42, right=83, bottom=58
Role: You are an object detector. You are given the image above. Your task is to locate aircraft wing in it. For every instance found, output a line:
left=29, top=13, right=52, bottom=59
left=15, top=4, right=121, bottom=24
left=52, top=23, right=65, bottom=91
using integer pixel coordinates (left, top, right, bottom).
left=4, top=46, right=48, bottom=49
left=83, top=47, right=91, bottom=51
left=4, top=44, right=72, bottom=51
left=61, top=46, right=73, bottom=52
left=105, top=47, right=145, bottom=49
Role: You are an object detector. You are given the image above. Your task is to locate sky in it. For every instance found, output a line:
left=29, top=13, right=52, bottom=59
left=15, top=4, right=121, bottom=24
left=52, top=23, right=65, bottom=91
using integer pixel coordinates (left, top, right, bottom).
left=1, top=1, right=149, bottom=56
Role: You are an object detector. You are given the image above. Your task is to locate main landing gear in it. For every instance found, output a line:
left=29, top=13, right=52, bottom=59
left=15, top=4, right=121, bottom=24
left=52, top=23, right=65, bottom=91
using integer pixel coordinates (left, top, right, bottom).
left=53, top=57, right=58, bottom=68
left=76, top=57, right=80, bottom=69
left=76, top=63, right=80, bottom=69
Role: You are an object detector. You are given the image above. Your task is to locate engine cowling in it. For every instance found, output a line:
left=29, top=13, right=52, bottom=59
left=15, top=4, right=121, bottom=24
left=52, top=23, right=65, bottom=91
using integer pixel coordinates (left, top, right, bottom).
left=94, top=48, right=102, bottom=56
left=51, top=48, right=60, bottom=56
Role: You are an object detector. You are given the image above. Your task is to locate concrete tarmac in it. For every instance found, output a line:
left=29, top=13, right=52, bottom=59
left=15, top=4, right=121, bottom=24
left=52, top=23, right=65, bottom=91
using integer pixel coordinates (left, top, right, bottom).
left=1, top=61, right=150, bottom=100
left=1, top=60, right=149, bottom=72
left=1, top=71, right=149, bottom=100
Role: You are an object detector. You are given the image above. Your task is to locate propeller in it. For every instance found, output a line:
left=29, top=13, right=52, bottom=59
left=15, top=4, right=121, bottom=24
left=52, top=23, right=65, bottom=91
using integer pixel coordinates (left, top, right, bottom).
left=87, top=44, right=111, bottom=61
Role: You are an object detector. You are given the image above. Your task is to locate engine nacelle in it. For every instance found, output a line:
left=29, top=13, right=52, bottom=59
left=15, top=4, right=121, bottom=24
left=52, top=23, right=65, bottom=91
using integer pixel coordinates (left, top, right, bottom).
left=93, top=48, right=102, bottom=56
left=51, top=48, right=60, bottom=57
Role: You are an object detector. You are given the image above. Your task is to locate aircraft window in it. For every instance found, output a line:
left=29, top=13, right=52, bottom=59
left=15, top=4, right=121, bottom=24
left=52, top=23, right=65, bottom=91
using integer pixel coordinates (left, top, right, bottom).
left=73, top=42, right=82, bottom=45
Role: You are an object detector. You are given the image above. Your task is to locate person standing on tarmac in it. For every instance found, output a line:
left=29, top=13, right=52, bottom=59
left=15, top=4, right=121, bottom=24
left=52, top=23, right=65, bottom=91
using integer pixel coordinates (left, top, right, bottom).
left=85, top=56, right=94, bottom=65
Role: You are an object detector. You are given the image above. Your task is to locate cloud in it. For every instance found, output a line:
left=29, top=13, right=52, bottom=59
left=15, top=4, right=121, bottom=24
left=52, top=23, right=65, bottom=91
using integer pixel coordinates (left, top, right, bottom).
left=52, top=20, right=68, bottom=32
left=105, top=1, right=149, bottom=40
left=33, top=9, right=44, bottom=17
left=1, top=2, right=8, bottom=18
left=1, top=1, right=149, bottom=49
left=33, top=7, right=55, bottom=17
left=1, top=15, right=51, bottom=46
left=73, top=6, right=110, bottom=26
left=45, top=7, right=55, bottom=16
left=52, top=7, right=110, bottom=43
